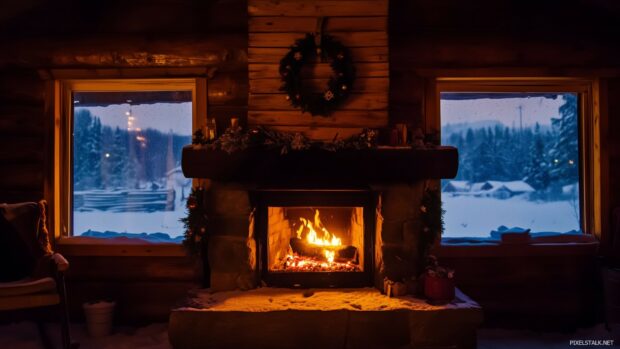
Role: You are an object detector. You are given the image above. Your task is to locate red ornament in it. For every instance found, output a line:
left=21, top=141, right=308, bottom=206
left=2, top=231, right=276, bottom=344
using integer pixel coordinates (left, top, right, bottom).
left=187, top=196, right=197, bottom=209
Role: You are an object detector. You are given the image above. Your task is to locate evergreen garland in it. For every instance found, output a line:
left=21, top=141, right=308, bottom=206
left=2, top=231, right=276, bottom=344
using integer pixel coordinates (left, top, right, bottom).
left=180, top=187, right=208, bottom=255
left=418, top=187, right=444, bottom=267
left=192, top=126, right=378, bottom=155
left=279, top=33, right=355, bottom=117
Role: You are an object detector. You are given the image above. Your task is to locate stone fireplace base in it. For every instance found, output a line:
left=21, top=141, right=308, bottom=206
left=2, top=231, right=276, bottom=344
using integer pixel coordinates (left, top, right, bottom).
left=169, top=287, right=483, bottom=349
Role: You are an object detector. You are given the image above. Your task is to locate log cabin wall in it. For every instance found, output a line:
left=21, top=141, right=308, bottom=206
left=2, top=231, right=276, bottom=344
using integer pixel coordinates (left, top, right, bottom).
left=389, top=0, right=620, bottom=330
left=0, top=0, right=619, bottom=326
left=247, top=0, right=389, bottom=140
left=0, top=0, right=248, bottom=324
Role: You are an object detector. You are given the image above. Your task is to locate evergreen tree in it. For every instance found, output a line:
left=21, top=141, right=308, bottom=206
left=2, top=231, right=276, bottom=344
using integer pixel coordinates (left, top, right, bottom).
left=110, top=127, right=127, bottom=188
left=73, top=109, right=94, bottom=190
left=549, top=94, right=579, bottom=185
left=86, top=117, right=103, bottom=189
left=470, top=129, right=493, bottom=182
left=100, top=125, right=114, bottom=188
left=523, top=123, right=550, bottom=190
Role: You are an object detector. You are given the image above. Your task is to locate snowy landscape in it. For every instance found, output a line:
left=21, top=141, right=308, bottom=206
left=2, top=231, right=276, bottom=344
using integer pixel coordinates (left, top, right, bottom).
left=72, top=97, right=192, bottom=242
left=441, top=93, right=581, bottom=238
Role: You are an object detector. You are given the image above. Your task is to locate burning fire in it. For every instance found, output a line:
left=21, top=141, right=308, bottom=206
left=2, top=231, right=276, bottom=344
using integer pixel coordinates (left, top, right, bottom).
left=296, top=209, right=342, bottom=263
left=297, top=209, right=342, bottom=248
left=276, top=209, right=360, bottom=272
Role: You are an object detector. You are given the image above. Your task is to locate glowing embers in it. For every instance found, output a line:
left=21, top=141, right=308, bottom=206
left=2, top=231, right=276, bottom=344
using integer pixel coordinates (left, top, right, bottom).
left=269, top=207, right=364, bottom=273
left=281, top=253, right=360, bottom=272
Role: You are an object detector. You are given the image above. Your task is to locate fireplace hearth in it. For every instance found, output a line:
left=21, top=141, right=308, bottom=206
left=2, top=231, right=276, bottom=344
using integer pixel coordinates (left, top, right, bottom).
left=253, top=189, right=376, bottom=288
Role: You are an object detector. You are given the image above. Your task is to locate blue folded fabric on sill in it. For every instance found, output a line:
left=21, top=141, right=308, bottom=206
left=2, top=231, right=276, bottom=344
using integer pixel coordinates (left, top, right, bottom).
left=443, top=227, right=594, bottom=245
left=80, top=230, right=184, bottom=243
left=489, top=226, right=531, bottom=239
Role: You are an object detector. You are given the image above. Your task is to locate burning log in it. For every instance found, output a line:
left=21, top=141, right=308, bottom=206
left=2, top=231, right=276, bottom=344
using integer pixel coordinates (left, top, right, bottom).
left=289, top=238, right=358, bottom=264
left=277, top=254, right=362, bottom=273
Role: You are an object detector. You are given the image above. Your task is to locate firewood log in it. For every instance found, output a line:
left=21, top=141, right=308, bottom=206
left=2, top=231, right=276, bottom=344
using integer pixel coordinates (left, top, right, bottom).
left=289, top=238, right=358, bottom=263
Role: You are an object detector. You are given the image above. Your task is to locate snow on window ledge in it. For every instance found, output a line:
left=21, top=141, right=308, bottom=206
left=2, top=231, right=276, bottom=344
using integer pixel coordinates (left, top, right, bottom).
left=438, top=234, right=598, bottom=258
left=57, top=235, right=187, bottom=257
left=441, top=231, right=597, bottom=245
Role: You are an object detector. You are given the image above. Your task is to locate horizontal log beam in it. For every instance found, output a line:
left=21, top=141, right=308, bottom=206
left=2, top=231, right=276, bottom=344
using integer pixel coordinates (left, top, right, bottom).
left=249, top=62, right=389, bottom=79
left=249, top=92, right=388, bottom=111
left=249, top=32, right=387, bottom=48
left=249, top=47, right=387, bottom=63
left=182, top=146, right=459, bottom=183
left=249, top=77, right=388, bottom=94
left=248, top=110, right=388, bottom=128
left=0, top=35, right=246, bottom=68
left=250, top=16, right=387, bottom=33
left=248, top=0, right=388, bottom=17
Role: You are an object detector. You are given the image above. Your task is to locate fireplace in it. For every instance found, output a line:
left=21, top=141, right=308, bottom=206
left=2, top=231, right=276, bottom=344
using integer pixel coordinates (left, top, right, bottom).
left=181, top=146, right=458, bottom=292
left=253, top=189, right=376, bottom=288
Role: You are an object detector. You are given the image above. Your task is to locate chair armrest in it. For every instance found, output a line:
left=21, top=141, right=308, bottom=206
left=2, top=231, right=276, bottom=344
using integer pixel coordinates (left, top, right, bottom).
left=52, top=253, right=69, bottom=272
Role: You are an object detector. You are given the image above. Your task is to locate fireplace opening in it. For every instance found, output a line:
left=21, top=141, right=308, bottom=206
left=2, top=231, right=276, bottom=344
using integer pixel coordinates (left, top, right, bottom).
left=268, top=206, right=364, bottom=273
left=254, top=189, right=376, bottom=288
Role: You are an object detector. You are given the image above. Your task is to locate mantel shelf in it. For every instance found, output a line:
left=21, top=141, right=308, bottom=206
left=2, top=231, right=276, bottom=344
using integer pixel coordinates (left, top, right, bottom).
left=181, top=146, right=458, bottom=184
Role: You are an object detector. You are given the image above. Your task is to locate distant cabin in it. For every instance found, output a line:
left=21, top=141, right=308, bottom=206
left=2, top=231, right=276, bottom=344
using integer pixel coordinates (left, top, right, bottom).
left=443, top=180, right=471, bottom=193
left=472, top=180, right=535, bottom=199
left=445, top=180, right=535, bottom=199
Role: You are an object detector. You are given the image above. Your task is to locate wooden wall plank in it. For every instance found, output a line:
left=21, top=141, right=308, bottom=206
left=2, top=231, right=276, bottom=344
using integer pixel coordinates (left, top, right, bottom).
left=249, top=62, right=389, bottom=79
left=249, top=110, right=387, bottom=127
left=249, top=32, right=387, bottom=48
left=248, top=0, right=389, bottom=138
left=250, top=77, right=388, bottom=93
left=249, top=0, right=388, bottom=17
left=66, top=256, right=198, bottom=282
left=249, top=16, right=387, bottom=33
left=0, top=111, right=45, bottom=137
left=0, top=163, right=44, bottom=189
left=248, top=47, right=388, bottom=63
left=249, top=92, right=388, bottom=111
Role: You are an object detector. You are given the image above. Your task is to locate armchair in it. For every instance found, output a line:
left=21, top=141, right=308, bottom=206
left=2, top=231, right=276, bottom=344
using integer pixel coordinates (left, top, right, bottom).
left=0, top=200, right=75, bottom=349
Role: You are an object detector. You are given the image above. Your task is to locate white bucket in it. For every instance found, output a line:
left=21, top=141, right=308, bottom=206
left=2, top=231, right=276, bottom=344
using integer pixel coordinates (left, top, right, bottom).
left=83, top=300, right=115, bottom=337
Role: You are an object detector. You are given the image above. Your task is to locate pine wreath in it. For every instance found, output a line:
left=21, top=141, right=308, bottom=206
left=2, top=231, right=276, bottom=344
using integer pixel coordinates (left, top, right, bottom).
left=279, top=33, right=355, bottom=117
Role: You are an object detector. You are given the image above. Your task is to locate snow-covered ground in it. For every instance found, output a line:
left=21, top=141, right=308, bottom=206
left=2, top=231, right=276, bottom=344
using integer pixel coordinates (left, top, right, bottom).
left=443, top=196, right=581, bottom=238
left=73, top=182, right=189, bottom=240
left=74, top=209, right=186, bottom=239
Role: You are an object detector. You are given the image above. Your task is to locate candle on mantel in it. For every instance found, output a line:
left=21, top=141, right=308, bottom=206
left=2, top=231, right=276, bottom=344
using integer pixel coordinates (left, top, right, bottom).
left=206, top=118, right=217, bottom=140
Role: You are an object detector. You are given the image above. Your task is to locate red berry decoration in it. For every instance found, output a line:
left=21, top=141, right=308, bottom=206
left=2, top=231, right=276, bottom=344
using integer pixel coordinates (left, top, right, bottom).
left=187, top=196, right=197, bottom=209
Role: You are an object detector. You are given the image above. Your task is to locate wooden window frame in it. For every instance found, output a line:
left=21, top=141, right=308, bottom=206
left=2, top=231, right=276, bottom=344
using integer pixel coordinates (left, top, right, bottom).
left=49, top=76, right=207, bottom=256
left=427, top=77, right=604, bottom=241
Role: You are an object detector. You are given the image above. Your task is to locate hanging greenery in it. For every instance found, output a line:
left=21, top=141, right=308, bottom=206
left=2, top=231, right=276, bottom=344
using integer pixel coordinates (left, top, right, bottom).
left=180, top=187, right=209, bottom=255
left=192, top=126, right=378, bottom=155
left=419, top=187, right=444, bottom=263
left=279, top=33, right=356, bottom=117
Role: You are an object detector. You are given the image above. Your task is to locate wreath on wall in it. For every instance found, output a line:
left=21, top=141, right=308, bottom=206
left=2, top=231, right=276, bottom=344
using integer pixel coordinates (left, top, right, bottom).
left=279, top=33, right=356, bottom=117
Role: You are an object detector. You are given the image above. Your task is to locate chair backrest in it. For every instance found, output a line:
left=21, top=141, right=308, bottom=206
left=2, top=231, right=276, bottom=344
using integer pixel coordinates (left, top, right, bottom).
left=0, top=201, right=53, bottom=279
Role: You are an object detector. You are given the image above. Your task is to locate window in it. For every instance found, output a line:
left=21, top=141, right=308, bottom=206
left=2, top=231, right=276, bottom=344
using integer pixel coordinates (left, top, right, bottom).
left=434, top=79, right=600, bottom=240
left=54, top=79, right=206, bottom=244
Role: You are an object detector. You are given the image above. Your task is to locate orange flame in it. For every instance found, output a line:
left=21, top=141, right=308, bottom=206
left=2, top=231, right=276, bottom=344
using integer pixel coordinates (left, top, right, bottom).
left=297, top=209, right=342, bottom=247
left=296, top=209, right=341, bottom=264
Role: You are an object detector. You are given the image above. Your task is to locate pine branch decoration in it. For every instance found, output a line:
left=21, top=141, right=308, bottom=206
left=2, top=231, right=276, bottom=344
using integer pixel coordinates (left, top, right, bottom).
left=180, top=187, right=209, bottom=255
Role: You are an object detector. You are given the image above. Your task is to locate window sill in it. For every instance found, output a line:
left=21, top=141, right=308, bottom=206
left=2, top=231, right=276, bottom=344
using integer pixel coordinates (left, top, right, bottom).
left=437, top=235, right=599, bottom=258
left=56, top=237, right=187, bottom=257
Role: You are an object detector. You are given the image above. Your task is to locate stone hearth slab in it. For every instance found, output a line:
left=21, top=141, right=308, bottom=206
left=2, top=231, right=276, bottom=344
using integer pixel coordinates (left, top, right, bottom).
left=169, top=288, right=483, bottom=349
